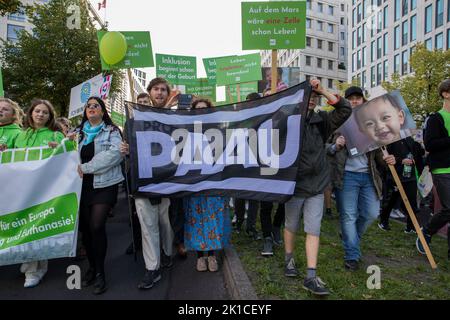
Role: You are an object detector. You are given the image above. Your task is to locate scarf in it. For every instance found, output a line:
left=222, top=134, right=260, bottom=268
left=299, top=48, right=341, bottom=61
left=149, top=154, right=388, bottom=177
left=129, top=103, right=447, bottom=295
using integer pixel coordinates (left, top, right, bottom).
left=82, top=121, right=104, bottom=146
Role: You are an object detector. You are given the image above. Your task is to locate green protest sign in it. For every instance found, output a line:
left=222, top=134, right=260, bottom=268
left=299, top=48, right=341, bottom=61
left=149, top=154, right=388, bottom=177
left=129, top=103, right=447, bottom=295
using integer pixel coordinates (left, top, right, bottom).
left=0, top=68, right=4, bottom=97
left=241, top=1, right=306, bottom=50
left=215, top=53, right=262, bottom=86
left=203, top=56, right=235, bottom=85
left=0, top=193, right=78, bottom=251
left=219, top=82, right=258, bottom=105
left=111, top=111, right=125, bottom=127
left=156, top=54, right=197, bottom=85
left=185, top=78, right=216, bottom=101
left=97, top=31, right=154, bottom=70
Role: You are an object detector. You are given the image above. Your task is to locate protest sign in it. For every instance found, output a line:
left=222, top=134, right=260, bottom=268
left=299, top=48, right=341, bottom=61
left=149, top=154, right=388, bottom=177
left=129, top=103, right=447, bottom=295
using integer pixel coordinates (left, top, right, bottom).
left=222, top=81, right=258, bottom=104
left=258, top=67, right=300, bottom=94
left=125, top=82, right=311, bottom=202
left=336, top=91, right=417, bottom=157
left=185, top=78, right=216, bottom=101
left=156, top=54, right=197, bottom=85
left=203, top=56, right=235, bottom=85
left=215, top=53, right=262, bottom=86
left=68, top=74, right=112, bottom=119
left=97, top=31, right=154, bottom=70
left=111, top=110, right=126, bottom=127
left=241, top=1, right=306, bottom=50
left=0, top=140, right=81, bottom=266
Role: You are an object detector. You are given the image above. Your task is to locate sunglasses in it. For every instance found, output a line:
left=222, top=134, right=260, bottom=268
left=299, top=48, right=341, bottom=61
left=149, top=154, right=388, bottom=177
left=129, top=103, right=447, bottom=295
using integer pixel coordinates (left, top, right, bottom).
left=85, top=103, right=101, bottom=109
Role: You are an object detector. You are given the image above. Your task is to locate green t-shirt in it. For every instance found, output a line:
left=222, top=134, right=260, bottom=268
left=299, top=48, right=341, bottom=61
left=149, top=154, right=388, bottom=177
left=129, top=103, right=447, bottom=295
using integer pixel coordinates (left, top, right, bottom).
left=14, top=127, right=64, bottom=148
left=0, top=123, right=22, bottom=148
left=432, top=109, right=450, bottom=174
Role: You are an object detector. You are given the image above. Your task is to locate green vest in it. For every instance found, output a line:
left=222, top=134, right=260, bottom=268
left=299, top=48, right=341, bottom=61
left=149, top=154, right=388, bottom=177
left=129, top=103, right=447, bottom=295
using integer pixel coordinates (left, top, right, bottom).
left=0, top=123, right=22, bottom=148
left=14, top=127, right=64, bottom=148
left=432, top=109, right=450, bottom=174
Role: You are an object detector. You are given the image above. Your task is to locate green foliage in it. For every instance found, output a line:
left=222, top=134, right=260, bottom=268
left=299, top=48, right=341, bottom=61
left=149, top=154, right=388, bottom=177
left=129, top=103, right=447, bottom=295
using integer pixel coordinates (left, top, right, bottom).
left=382, top=44, right=450, bottom=117
left=0, top=0, right=122, bottom=116
left=0, top=0, right=22, bottom=15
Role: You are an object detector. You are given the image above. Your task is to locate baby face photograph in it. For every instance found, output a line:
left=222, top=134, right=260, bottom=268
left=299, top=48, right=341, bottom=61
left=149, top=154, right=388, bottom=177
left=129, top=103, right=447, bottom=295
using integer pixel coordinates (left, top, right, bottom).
left=337, top=91, right=416, bottom=157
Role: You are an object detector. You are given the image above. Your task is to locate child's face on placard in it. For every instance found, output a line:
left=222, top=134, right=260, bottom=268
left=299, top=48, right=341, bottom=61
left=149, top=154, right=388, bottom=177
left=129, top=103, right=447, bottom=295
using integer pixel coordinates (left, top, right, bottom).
left=357, top=98, right=405, bottom=145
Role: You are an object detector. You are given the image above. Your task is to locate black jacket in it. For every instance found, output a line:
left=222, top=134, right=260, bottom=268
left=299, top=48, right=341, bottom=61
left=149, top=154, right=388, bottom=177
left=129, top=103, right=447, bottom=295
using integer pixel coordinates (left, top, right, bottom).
left=386, top=136, right=425, bottom=183
left=294, top=96, right=352, bottom=197
left=424, top=112, right=450, bottom=171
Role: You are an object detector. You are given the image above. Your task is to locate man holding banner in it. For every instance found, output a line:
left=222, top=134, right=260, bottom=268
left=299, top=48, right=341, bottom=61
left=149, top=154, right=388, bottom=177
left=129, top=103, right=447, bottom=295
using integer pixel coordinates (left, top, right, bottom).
left=134, top=78, right=175, bottom=290
left=283, top=79, right=351, bottom=296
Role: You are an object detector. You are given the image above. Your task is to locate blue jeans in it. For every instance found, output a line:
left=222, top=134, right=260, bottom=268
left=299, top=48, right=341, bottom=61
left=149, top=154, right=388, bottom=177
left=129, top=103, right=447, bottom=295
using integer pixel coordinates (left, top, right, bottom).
left=335, top=171, right=380, bottom=261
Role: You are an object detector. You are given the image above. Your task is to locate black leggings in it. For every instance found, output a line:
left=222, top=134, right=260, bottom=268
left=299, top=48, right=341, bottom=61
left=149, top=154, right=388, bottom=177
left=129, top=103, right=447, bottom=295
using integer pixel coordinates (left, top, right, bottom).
left=80, top=203, right=111, bottom=275
left=260, top=202, right=285, bottom=238
left=380, top=180, right=418, bottom=230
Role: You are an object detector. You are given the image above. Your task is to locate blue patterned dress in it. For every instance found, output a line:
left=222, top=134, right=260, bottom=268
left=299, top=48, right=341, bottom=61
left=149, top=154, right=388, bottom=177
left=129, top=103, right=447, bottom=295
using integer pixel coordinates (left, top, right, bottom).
left=183, top=193, right=232, bottom=252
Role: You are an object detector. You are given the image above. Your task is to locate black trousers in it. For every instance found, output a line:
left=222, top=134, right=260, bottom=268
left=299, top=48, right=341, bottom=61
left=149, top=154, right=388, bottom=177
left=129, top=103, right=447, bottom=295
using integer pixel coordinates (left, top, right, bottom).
left=169, top=198, right=185, bottom=245
left=235, top=199, right=258, bottom=230
left=260, top=202, right=285, bottom=238
left=380, top=180, right=419, bottom=230
left=425, top=174, right=450, bottom=237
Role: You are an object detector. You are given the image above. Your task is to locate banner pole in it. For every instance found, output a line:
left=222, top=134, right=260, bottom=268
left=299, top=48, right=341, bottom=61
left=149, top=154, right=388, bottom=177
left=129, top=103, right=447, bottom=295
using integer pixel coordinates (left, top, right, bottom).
left=271, top=49, right=278, bottom=94
left=127, top=69, right=136, bottom=103
left=124, top=102, right=137, bottom=261
left=381, top=146, right=437, bottom=269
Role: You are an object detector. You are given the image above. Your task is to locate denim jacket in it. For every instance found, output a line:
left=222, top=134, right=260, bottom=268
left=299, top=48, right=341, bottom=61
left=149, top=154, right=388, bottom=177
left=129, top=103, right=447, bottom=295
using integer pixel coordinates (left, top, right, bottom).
left=79, top=124, right=124, bottom=188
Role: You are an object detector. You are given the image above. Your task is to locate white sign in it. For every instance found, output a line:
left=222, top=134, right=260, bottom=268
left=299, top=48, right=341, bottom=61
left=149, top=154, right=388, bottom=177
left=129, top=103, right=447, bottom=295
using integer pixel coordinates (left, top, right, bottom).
left=68, top=74, right=112, bottom=118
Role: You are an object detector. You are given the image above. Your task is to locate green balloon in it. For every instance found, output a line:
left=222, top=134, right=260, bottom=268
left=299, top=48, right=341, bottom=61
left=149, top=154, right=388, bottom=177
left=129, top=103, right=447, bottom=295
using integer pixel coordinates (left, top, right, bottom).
left=100, top=32, right=128, bottom=65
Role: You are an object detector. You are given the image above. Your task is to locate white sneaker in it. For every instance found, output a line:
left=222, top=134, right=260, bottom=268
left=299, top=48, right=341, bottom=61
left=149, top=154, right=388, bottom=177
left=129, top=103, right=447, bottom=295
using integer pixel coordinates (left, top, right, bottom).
left=390, top=209, right=405, bottom=218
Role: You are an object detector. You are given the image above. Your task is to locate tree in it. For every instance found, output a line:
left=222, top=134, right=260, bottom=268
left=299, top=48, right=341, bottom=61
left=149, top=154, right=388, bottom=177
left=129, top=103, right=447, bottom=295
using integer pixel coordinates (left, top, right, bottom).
left=382, top=44, right=450, bottom=118
left=0, top=0, right=22, bottom=15
left=0, top=0, right=122, bottom=116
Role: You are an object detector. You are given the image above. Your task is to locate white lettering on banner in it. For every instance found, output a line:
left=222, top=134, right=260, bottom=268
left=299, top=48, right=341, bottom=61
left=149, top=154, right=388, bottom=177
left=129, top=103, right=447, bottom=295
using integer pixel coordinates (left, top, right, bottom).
left=136, top=115, right=301, bottom=178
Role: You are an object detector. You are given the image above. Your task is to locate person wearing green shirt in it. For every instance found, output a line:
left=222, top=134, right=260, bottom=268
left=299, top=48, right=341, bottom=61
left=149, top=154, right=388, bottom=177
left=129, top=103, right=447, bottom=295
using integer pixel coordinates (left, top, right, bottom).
left=13, top=99, right=64, bottom=288
left=417, top=79, right=450, bottom=259
left=0, top=98, right=23, bottom=150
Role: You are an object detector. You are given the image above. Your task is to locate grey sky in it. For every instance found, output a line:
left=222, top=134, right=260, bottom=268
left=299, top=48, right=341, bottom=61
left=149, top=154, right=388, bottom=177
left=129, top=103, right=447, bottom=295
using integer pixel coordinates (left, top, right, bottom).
left=89, top=0, right=259, bottom=79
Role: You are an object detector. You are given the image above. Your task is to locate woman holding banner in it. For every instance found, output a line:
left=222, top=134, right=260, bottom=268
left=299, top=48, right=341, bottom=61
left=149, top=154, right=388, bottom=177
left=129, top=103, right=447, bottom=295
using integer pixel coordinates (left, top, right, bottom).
left=12, top=99, right=64, bottom=288
left=73, top=96, right=124, bottom=295
left=0, top=98, right=23, bottom=150
left=183, top=98, right=232, bottom=272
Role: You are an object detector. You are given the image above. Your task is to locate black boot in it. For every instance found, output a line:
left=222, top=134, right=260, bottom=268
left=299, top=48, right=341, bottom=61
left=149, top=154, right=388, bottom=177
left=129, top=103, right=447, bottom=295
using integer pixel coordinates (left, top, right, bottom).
left=93, top=273, right=107, bottom=295
left=81, top=268, right=96, bottom=287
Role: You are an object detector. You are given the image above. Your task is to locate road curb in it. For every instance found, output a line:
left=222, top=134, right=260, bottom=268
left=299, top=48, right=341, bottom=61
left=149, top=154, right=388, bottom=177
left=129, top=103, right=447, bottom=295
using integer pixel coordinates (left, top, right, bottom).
left=223, top=245, right=258, bottom=300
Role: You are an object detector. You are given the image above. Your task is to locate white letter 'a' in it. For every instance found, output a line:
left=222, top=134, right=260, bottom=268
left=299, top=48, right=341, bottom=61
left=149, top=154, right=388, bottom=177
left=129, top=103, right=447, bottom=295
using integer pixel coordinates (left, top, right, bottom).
left=66, top=4, right=80, bottom=30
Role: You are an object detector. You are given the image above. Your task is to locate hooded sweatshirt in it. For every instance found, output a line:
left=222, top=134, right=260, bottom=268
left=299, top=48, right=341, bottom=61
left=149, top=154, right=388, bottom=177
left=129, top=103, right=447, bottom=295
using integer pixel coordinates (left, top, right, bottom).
left=0, top=123, right=22, bottom=148
left=14, top=127, right=64, bottom=148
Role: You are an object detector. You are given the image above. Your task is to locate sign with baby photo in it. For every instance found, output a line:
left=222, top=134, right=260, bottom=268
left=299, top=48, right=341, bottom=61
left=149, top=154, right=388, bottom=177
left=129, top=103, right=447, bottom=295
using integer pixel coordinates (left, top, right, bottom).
left=336, top=91, right=416, bottom=157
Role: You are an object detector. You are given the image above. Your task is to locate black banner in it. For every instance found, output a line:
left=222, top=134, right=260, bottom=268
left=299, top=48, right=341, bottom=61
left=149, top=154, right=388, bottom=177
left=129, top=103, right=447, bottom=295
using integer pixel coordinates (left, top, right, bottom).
left=125, top=82, right=311, bottom=202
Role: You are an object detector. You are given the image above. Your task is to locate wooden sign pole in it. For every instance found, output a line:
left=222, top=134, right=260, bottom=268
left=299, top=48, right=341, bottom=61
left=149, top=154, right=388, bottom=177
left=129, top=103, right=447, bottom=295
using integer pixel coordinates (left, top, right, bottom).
left=271, top=49, right=278, bottom=95
left=236, top=84, right=241, bottom=103
left=381, top=146, right=437, bottom=269
left=226, top=86, right=233, bottom=103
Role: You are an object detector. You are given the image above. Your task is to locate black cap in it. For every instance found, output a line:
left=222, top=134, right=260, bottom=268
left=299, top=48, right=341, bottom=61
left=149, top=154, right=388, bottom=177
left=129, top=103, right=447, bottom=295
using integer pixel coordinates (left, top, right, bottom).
left=345, top=86, right=365, bottom=99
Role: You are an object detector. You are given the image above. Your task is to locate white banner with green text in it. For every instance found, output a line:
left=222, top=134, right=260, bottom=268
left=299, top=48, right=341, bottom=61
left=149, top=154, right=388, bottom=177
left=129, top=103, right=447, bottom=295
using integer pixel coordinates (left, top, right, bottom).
left=0, top=140, right=81, bottom=266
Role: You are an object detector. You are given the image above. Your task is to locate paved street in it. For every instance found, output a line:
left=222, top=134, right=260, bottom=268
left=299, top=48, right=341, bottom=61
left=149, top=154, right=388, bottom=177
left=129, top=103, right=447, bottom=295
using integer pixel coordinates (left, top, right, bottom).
left=0, top=190, right=229, bottom=300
